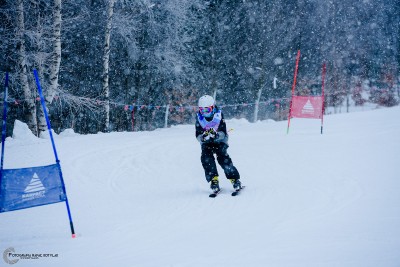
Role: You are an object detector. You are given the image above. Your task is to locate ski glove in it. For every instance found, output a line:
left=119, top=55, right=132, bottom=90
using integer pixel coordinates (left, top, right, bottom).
left=202, top=129, right=217, bottom=143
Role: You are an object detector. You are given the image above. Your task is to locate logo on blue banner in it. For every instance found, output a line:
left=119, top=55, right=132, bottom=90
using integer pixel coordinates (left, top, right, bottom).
left=0, top=164, right=66, bottom=212
left=22, top=173, right=46, bottom=201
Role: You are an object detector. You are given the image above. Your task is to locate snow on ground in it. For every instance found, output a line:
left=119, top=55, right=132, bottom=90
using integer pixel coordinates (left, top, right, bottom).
left=1, top=106, right=400, bottom=267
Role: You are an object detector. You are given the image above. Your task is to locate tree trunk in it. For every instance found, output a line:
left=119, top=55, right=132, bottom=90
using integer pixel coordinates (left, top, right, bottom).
left=211, top=2, right=218, bottom=100
left=102, top=0, right=115, bottom=132
left=17, top=0, right=38, bottom=136
left=38, top=0, right=62, bottom=134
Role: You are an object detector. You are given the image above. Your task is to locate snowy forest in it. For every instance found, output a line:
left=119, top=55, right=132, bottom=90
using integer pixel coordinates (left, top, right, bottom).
left=0, top=0, right=399, bottom=135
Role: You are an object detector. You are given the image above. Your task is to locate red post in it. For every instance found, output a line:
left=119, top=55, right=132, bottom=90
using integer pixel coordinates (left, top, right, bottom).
left=287, top=50, right=301, bottom=134
left=321, top=63, right=326, bottom=134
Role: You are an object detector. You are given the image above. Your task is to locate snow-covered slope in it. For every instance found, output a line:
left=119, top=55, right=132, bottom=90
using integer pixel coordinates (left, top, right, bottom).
left=1, top=107, right=400, bottom=267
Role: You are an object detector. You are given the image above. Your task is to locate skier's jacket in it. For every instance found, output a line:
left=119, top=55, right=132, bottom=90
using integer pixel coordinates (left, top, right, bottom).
left=195, top=107, right=228, bottom=145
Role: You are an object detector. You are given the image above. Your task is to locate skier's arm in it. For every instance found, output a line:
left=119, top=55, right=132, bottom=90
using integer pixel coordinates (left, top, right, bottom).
left=215, top=113, right=227, bottom=142
left=195, top=119, right=204, bottom=143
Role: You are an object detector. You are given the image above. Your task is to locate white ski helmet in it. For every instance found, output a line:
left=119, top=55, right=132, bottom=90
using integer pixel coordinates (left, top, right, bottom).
left=198, top=95, right=215, bottom=108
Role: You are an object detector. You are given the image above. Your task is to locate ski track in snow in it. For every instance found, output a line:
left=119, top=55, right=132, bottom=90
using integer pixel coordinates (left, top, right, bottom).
left=1, top=107, right=400, bottom=267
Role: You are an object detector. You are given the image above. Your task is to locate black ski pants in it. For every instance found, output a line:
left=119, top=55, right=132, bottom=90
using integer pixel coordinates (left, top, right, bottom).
left=201, top=142, right=240, bottom=182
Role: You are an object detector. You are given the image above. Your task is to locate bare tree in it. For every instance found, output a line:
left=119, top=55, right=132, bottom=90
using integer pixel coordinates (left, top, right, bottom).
left=38, top=0, right=62, bottom=134
left=48, top=0, right=62, bottom=110
left=102, top=0, right=115, bottom=132
left=16, top=0, right=38, bottom=135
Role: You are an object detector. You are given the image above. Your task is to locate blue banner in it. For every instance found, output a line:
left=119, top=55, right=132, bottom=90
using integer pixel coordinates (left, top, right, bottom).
left=0, top=164, right=66, bottom=212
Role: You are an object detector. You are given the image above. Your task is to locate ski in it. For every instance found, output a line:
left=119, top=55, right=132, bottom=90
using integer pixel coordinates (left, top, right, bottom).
left=209, top=189, right=221, bottom=198
left=231, top=186, right=245, bottom=196
left=208, top=186, right=245, bottom=197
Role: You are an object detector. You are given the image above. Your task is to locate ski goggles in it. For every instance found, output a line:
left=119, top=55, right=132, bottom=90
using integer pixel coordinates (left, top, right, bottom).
left=199, top=106, right=213, bottom=114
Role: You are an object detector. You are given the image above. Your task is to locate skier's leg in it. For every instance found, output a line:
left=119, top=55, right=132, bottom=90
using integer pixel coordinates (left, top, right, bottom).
left=216, top=143, right=240, bottom=180
left=201, top=144, right=219, bottom=182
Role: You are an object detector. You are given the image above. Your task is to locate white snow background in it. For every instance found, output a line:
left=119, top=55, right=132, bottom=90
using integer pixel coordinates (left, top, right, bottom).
left=1, top=106, right=400, bottom=267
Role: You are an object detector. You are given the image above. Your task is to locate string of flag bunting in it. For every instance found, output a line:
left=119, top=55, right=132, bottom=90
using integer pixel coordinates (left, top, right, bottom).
left=4, top=93, right=294, bottom=112
left=122, top=98, right=292, bottom=112
left=4, top=89, right=353, bottom=112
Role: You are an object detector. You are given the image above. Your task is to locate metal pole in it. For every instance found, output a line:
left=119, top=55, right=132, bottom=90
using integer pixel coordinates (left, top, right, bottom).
left=131, top=103, right=135, bottom=131
left=1, top=73, right=9, bottom=172
left=287, top=50, right=301, bottom=134
left=33, top=70, right=76, bottom=238
left=0, top=73, right=9, bottom=207
left=321, top=63, right=326, bottom=134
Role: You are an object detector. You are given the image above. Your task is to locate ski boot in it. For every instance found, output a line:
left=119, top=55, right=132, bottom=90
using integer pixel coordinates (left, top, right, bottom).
left=210, top=176, right=220, bottom=192
left=229, top=178, right=242, bottom=190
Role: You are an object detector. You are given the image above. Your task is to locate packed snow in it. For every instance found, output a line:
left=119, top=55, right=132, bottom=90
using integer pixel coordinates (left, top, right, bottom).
left=1, top=106, right=400, bottom=267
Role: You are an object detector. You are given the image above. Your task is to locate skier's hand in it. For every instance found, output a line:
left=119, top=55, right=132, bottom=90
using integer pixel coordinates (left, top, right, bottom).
left=201, top=131, right=211, bottom=142
left=208, top=128, right=216, bottom=138
left=202, top=129, right=216, bottom=142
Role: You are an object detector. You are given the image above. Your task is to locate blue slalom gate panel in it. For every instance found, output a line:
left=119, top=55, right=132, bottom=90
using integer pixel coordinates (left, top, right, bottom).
left=0, top=71, right=76, bottom=237
left=0, top=164, right=66, bottom=212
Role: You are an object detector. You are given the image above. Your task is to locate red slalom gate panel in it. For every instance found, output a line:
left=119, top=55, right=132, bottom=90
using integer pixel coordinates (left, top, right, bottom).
left=290, top=96, right=324, bottom=119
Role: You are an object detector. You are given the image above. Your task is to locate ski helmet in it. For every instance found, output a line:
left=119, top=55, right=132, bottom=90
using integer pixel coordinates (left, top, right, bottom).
left=198, top=95, right=215, bottom=108
left=198, top=95, right=215, bottom=117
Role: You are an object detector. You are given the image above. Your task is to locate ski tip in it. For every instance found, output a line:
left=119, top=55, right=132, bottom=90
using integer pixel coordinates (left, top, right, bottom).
left=231, top=186, right=245, bottom=196
left=72, top=234, right=76, bottom=239
left=209, top=189, right=221, bottom=198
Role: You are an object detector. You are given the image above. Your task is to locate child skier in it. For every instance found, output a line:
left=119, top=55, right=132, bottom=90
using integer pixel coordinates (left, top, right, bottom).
left=195, top=95, right=242, bottom=193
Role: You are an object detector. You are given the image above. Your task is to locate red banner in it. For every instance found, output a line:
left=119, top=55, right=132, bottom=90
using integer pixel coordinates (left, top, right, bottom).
left=290, top=96, right=323, bottom=119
